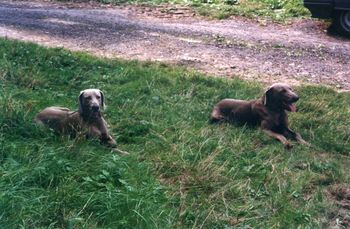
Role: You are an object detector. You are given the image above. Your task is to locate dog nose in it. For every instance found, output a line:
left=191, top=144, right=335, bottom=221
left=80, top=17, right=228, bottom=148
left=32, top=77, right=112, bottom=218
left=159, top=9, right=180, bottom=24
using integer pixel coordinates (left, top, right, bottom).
left=292, top=95, right=299, bottom=102
left=92, top=106, right=100, bottom=112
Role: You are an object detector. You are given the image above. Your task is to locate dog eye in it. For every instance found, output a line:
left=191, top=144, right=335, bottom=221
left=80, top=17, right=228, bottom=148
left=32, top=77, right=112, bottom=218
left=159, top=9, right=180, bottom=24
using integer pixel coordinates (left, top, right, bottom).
left=86, top=96, right=92, bottom=100
left=96, top=96, right=101, bottom=99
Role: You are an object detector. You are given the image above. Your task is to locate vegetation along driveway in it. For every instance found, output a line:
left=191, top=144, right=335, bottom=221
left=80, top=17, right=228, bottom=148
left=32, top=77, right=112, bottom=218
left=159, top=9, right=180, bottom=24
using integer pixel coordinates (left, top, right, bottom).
left=0, top=0, right=349, bottom=89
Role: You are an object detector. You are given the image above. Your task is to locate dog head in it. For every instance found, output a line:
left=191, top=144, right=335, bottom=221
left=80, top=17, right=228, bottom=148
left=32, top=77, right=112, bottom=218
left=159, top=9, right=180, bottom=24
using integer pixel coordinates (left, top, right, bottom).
left=263, top=83, right=299, bottom=112
left=78, top=89, right=105, bottom=119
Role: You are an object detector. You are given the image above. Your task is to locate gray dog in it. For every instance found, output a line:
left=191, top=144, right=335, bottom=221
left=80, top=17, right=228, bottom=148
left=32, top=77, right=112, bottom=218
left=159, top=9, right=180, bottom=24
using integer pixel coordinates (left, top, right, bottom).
left=35, top=89, right=116, bottom=148
left=210, top=83, right=308, bottom=149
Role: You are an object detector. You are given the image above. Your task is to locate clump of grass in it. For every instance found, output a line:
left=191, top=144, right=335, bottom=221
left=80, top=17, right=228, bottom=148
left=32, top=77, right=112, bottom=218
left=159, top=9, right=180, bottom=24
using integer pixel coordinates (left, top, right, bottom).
left=62, top=0, right=310, bottom=20
left=1, top=38, right=350, bottom=227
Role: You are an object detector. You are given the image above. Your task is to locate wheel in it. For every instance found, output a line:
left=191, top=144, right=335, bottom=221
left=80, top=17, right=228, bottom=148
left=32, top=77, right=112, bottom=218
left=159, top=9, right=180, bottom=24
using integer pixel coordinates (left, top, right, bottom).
left=333, top=10, right=350, bottom=37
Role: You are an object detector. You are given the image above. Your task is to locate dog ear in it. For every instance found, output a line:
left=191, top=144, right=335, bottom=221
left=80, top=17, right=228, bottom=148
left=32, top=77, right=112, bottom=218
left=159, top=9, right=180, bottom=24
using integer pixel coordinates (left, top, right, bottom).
left=78, top=90, right=85, bottom=114
left=263, top=86, right=273, bottom=106
left=99, top=90, right=105, bottom=110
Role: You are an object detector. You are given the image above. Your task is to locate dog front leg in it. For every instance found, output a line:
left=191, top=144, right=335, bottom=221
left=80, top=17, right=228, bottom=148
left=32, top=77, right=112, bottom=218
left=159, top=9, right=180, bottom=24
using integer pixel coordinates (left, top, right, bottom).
left=261, top=121, right=292, bottom=149
left=283, top=128, right=309, bottom=146
left=100, top=133, right=117, bottom=148
left=96, top=119, right=117, bottom=148
left=87, top=126, right=116, bottom=147
left=87, top=126, right=101, bottom=139
left=262, top=129, right=293, bottom=149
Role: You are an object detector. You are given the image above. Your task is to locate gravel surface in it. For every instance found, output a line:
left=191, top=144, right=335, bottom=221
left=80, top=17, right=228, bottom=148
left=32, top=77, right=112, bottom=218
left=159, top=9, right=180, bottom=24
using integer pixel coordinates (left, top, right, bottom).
left=1, top=0, right=349, bottom=89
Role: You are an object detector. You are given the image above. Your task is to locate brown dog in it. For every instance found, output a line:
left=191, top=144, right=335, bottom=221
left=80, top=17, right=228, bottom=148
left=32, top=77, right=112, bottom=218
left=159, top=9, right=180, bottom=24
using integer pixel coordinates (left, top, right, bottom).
left=35, top=89, right=116, bottom=148
left=210, top=83, right=308, bottom=149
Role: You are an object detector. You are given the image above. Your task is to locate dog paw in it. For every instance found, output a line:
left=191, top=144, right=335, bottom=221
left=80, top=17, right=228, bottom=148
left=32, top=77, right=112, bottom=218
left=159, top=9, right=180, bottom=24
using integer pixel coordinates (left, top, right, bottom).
left=101, top=135, right=117, bottom=148
left=284, top=142, right=293, bottom=150
left=107, top=140, right=117, bottom=148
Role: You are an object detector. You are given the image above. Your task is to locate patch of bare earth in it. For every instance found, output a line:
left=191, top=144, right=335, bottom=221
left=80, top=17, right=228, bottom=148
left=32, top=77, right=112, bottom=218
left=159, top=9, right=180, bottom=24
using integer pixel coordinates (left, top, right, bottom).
left=326, top=184, right=350, bottom=228
left=0, top=0, right=349, bottom=89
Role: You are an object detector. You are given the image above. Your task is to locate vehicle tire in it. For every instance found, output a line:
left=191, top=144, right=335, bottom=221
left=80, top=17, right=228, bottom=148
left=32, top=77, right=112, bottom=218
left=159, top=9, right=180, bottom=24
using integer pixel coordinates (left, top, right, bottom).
left=333, top=10, right=350, bottom=37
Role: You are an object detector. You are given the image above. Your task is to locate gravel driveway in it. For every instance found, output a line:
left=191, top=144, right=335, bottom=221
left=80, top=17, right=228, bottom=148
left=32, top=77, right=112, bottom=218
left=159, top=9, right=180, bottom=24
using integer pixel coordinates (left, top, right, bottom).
left=1, top=0, right=349, bottom=89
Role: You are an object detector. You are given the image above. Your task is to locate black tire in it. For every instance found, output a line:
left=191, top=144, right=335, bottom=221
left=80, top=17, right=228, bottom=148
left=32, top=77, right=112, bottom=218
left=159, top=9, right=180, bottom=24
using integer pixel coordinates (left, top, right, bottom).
left=333, top=10, right=350, bottom=37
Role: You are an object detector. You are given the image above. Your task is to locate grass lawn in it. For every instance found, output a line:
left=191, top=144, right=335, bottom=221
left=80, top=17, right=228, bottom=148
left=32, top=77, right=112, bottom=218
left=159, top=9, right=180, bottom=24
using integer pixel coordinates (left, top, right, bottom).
left=1, top=38, right=350, bottom=228
left=87, top=0, right=310, bottom=20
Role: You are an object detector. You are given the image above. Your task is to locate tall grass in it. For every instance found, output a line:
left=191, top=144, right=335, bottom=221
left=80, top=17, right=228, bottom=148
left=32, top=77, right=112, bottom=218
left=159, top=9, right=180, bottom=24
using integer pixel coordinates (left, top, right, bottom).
left=0, top=38, right=349, bottom=227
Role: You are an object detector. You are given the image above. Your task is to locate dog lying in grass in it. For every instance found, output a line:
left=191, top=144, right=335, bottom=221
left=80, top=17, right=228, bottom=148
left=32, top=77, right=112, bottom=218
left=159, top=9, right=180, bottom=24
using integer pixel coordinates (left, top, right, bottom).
left=35, top=89, right=117, bottom=148
left=210, top=83, right=308, bottom=149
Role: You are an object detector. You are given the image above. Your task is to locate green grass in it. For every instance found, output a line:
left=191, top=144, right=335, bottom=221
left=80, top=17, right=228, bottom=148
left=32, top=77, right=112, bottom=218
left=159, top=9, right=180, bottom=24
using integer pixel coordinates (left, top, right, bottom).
left=193, top=0, right=310, bottom=20
left=1, top=38, right=350, bottom=228
left=73, top=0, right=310, bottom=20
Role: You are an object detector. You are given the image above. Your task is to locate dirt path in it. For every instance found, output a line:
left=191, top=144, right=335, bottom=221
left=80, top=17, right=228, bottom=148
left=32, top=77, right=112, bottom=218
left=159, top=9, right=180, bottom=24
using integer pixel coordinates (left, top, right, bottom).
left=1, top=1, right=349, bottom=89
